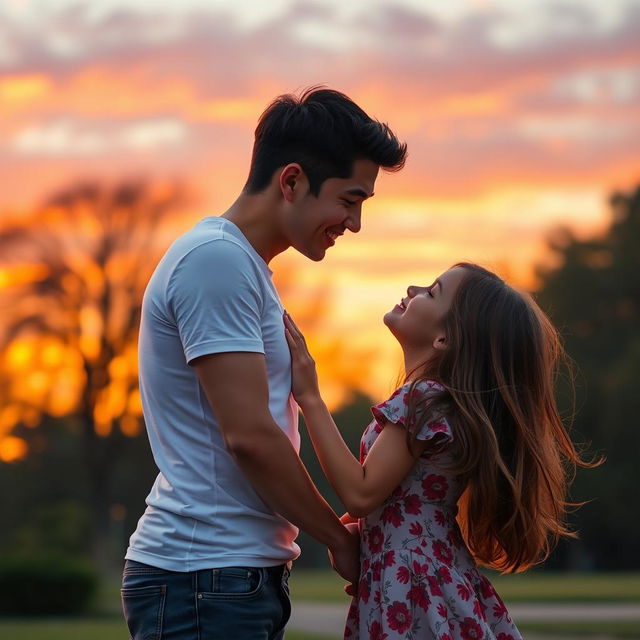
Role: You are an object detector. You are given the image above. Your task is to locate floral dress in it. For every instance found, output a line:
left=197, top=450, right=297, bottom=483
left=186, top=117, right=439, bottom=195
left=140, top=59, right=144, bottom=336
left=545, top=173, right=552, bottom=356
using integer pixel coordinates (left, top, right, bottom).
left=344, top=381, right=522, bottom=640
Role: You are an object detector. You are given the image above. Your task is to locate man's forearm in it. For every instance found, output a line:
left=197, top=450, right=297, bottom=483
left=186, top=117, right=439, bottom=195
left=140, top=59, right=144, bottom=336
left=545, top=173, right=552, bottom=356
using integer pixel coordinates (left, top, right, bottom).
left=227, top=422, right=347, bottom=548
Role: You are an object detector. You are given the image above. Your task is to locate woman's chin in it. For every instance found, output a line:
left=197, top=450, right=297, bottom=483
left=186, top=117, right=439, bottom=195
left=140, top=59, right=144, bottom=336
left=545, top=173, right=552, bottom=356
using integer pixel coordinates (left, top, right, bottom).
left=382, top=315, right=402, bottom=342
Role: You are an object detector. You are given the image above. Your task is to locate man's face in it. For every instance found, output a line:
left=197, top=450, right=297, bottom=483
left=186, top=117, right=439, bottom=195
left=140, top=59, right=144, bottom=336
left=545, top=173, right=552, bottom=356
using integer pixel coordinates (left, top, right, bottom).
left=287, top=158, right=379, bottom=262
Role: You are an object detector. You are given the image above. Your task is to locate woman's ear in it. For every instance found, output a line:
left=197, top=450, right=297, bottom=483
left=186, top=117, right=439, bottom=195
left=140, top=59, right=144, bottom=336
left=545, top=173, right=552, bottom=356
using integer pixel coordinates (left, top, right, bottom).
left=432, top=334, right=447, bottom=351
left=279, top=163, right=305, bottom=202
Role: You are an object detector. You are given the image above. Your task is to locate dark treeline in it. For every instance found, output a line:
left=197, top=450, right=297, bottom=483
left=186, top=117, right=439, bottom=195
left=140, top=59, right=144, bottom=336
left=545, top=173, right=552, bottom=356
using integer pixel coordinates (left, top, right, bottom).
left=0, top=183, right=638, bottom=573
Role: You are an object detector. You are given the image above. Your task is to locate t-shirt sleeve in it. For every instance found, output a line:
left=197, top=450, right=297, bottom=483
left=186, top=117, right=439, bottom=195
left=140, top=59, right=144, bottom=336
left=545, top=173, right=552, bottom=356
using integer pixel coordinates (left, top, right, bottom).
left=371, top=380, right=453, bottom=447
left=167, top=239, right=265, bottom=364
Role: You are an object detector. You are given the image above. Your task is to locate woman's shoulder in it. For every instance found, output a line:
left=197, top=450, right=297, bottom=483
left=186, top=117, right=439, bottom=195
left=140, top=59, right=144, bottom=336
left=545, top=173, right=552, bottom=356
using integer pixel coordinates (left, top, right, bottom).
left=393, top=379, right=446, bottom=403
left=372, top=379, right=452, bottom=439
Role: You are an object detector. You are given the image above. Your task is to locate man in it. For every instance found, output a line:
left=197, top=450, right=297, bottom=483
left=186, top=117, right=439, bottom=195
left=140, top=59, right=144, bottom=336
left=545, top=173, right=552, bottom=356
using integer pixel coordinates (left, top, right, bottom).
left=122, top=86, right=407, bottom=639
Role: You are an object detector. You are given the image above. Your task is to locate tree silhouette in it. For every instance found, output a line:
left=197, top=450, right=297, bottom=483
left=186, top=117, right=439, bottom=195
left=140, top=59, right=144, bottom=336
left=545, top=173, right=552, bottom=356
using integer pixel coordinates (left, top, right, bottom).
left=535, top=184, right=640, bottom=568
left=0, top=180, right=185, bottom=568
left=0, top=179, right=380, bottom=570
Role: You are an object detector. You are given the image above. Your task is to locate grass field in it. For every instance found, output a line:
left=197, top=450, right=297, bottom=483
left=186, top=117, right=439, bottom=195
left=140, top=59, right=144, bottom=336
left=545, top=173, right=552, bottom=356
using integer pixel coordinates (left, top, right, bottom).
left=1, top=618, right=640, bottom=640
left=0, top=619, right=336, bottom=640
left=289, top=568, right=640, bottom=603
left=0, top=570, right=638, bottom=639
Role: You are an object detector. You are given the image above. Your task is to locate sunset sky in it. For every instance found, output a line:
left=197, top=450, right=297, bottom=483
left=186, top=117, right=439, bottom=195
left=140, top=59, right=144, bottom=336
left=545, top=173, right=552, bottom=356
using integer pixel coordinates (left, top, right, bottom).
left=1, top=0, right=639, bottom=407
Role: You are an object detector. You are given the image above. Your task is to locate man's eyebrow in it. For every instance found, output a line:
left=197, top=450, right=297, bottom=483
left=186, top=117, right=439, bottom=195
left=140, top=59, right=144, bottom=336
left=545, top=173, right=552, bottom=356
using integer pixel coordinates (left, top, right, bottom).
left=344, top=188, right=374, bottom=199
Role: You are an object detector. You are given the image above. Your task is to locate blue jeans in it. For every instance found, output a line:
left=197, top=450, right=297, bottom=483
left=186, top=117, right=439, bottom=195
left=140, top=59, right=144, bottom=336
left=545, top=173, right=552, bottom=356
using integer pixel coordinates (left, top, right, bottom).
left=121, top=559, right=291, bottom=639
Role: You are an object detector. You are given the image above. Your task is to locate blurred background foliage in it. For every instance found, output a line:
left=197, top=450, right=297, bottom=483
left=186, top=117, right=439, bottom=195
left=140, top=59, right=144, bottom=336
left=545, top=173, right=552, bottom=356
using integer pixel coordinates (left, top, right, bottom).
left=0, top=180, right=638, bottom=577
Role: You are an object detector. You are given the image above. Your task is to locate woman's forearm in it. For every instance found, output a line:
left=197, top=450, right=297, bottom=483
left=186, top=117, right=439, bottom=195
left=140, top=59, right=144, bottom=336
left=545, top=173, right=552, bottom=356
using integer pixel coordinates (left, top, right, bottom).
left=298, top=395, right=368, bottom=514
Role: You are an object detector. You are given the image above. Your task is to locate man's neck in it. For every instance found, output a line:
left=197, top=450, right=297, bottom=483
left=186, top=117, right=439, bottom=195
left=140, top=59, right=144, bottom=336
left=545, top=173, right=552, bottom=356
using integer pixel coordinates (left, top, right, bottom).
left=222, top=192, right=289, bottom=265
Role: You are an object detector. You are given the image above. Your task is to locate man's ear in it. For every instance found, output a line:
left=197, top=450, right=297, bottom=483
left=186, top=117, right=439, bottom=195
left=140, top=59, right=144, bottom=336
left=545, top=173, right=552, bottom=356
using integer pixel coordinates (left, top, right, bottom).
left=279, top=164, right=305, bottom=202
left=432, top=334, right=447, bottom=351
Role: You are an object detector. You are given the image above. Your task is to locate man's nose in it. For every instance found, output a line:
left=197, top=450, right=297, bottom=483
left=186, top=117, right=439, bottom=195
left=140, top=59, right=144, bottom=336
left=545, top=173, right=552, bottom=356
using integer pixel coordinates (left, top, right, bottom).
left=345, top=206, right=362, bottom=233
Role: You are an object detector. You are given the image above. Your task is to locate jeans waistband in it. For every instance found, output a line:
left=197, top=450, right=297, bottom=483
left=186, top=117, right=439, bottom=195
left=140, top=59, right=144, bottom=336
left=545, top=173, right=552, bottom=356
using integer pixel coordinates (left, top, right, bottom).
left=124, top=559, right=292, bottom=579
left=263, top=562, right=291, bottom=581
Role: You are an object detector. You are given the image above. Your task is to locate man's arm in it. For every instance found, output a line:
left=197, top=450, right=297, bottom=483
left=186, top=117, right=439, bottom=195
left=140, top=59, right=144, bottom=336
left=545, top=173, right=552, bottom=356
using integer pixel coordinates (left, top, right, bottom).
left=192, top=351, right=358, bottom=582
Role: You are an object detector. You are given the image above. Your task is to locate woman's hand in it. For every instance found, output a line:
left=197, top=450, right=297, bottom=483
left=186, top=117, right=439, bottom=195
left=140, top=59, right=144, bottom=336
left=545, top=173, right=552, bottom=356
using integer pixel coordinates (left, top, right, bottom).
left=283, top=311, right=321, bottom=407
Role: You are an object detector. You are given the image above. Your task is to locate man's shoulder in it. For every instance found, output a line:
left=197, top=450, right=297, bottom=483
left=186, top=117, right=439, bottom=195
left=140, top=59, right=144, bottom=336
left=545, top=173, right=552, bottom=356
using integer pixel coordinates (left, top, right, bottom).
left=167, top=220, right=258, bottom=272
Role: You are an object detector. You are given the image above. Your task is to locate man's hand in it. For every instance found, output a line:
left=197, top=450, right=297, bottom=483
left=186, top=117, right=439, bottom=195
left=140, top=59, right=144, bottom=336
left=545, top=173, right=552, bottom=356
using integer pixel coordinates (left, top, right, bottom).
left=328, top=523, right=360, bottom=587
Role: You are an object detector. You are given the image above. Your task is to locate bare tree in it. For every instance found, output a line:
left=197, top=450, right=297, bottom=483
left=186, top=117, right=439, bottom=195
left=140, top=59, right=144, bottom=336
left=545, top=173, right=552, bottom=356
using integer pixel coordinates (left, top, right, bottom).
left=0, top=180, right=185, bottom=568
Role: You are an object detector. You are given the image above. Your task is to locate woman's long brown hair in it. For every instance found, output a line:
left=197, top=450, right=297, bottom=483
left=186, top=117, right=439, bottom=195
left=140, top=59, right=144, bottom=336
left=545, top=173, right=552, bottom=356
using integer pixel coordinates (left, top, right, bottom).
left=408, top=263, right=598, bottom=573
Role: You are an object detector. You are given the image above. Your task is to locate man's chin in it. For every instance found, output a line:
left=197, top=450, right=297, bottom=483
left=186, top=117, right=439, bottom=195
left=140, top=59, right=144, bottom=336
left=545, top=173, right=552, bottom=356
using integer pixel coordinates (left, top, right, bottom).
left=298, top=244, right=326, bottom=262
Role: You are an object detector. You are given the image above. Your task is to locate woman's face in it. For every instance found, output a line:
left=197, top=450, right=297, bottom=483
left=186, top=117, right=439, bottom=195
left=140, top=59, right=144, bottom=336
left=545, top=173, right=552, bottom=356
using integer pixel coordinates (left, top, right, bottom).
left=383, top=266, right=467, bottom=351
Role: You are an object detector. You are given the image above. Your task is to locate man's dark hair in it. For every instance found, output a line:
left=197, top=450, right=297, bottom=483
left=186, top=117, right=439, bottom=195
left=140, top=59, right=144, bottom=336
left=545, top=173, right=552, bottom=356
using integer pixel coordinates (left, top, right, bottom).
left=244, top=86, right=407, bottom=196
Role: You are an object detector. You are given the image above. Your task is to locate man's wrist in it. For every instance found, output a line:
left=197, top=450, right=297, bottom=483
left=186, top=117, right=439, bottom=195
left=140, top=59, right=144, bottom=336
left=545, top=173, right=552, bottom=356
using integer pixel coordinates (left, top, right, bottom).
left=326, top=523, right=351, bottom=551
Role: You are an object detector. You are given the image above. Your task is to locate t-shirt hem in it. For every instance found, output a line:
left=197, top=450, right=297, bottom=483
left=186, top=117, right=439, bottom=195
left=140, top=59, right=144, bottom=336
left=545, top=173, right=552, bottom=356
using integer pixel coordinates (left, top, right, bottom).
left=185, top=340, right=265, bottom=364
left=125, top=548, right=299, bottom=572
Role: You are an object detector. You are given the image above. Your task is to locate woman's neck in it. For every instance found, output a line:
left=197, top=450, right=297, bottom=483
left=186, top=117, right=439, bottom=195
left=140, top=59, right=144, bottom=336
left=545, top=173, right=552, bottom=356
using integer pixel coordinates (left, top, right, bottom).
left=403, top=349, right=434, bottom=381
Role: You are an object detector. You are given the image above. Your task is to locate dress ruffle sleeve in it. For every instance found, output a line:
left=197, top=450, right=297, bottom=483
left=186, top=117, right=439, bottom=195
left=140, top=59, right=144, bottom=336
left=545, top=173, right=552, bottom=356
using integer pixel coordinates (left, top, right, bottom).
left=371, top=380, right=454, bottom=449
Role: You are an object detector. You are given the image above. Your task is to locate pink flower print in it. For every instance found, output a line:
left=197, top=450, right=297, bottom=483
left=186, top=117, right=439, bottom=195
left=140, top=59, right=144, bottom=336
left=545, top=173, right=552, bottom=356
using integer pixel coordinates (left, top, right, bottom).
left=460, top=617, right=484, bottom=640
left=493, top=599, right=509, bottom=620
left=434, top=510, right=447, bottom=527
left=432, top=540, right=454, bottom=566
left=437, top=603, right=448, bottom=618
left=479, top=575, right=495, bottom=599
left=369, top=620, right=389, bottom=640
left=348, top=600, right=359, bottom=626
left=358, top=575, right=371, bottom=604
left=396, top=566, right=411, bottom=584
left=447, top=529, right=463, bottom=549
left=456, top=582, right=472, bottom=601
left=438, top=565, right=453, bottom=584
left=372, top=560, right=382, bottom=582
left=422, top=474, right=449, bottom=500
left=473, top=599, right=487, bottom=621
left=389, top=388, right=403, bottom=401
left=390, top=486, right=403, bottom=499
left=409, top=522, right=423, bottom=536
left=427, top=575, right=443, bottom=597
left=383, top=550, right=395, bottom=567
left=429, top=421, right=448, bottom=434
left=441, top=635, right=453, bottom=640
left=407, top=584, right=430, bottom=612
left=497, top=634, right=515, bottom=640
left=368, top=526, right=384, bottom=553
left=381, top=503, right=404, bottom=527
left=404, top=493, right=422, bottom=514
left=386, top=601, right=412, bottom=634
left=412, top=559, right=429, bottom=575
left=374, top=589, right=382, bottom=606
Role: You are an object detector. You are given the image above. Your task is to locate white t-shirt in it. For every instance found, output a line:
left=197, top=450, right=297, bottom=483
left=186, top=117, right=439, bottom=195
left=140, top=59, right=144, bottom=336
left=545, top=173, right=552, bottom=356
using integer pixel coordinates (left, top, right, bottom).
left=125, top=217, right=301, bottom=571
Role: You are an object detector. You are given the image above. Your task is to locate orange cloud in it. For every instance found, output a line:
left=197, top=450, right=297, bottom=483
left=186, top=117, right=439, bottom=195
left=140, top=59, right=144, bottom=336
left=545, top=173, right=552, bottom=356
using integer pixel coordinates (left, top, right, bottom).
left=0, top=0, right=638, bottom=411
left=0, top=73, right=52, bottom=106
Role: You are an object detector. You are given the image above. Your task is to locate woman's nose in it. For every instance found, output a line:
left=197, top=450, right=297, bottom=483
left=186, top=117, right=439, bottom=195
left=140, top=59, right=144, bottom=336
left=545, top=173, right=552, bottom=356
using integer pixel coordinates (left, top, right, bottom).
left=407, top=285, right=428, bottom=298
